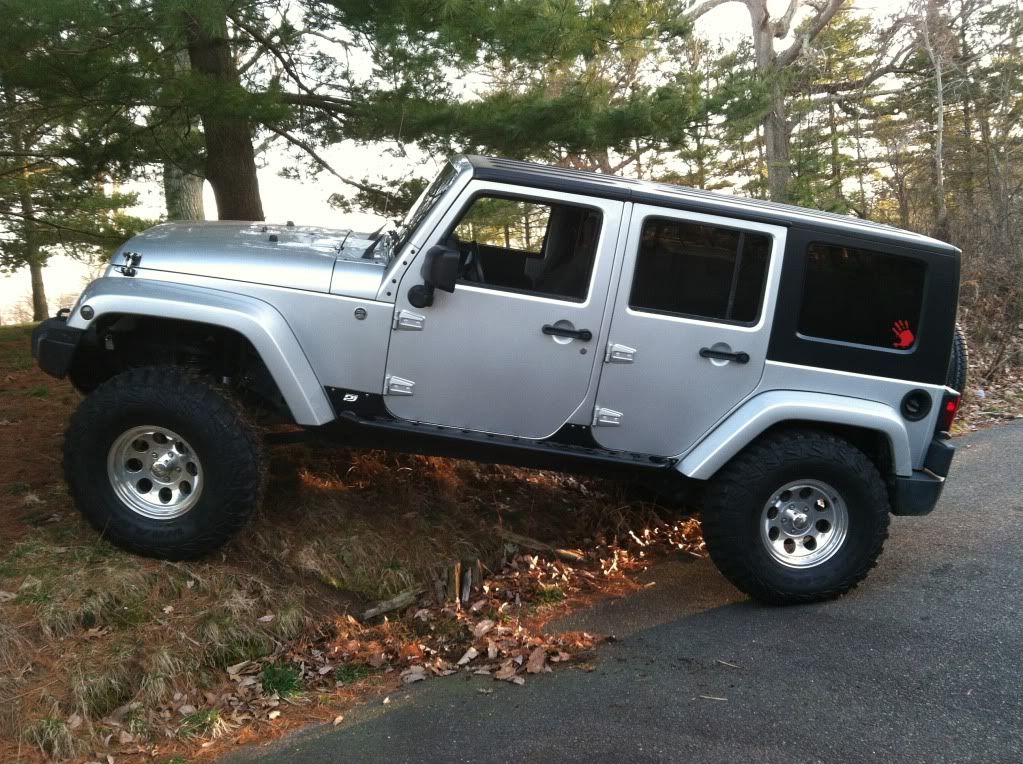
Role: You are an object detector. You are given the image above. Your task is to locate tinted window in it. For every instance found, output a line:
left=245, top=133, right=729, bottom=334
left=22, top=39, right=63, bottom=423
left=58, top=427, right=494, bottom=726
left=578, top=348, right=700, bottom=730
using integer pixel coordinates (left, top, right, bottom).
left=448, top=196, right=601, bottom=301
left=798, top=243, right=926, bottom=349
left=629, top=218, right=771, bottom=323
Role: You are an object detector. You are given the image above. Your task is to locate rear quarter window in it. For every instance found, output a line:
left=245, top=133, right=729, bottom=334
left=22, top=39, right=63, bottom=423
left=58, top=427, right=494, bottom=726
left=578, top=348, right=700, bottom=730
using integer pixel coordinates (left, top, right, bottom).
left=798, top=242, right=927, bottom=350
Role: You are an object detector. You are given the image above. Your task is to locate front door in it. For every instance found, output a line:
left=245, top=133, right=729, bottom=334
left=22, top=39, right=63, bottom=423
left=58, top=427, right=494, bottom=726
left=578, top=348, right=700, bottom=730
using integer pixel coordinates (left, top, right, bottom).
left=384, top=184, right=624, bottom=439
left=592, top=205, right=786, bottom=456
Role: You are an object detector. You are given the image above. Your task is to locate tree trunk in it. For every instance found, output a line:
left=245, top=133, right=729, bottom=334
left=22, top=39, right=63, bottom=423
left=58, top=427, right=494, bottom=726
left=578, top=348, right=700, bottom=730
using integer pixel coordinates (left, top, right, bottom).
left=164, top=49, right=206, bottom=221
left=183, top=12, right=264, bottom=221
left=762, top=82, right=790, bottom=202
left=746, top=0, right=790, bottom=202
left=5, top=85, right=49, bottom=320
left=163, top=162, right=206, bottom=220
left=28, top=258, right=48, bottom=320
left=920, top=0, right=948, bottom=238
left=19, top=176, right=48, bottom=320
left=826, top=53, right=843, bottom=207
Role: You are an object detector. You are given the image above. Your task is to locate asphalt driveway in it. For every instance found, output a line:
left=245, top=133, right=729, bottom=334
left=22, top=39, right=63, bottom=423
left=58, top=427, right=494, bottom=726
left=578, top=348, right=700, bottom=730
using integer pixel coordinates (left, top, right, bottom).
left=227, top=422, right=1023, bottom=764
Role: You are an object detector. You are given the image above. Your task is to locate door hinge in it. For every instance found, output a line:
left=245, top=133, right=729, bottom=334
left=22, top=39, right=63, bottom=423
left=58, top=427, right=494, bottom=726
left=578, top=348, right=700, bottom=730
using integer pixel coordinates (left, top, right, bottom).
left=393, top=310, right=426, bottom=331
left=604, top=342, right=636, bottom=364
left=592, top=407, right=623, bottom=427
left=384, top=375, right=415, bottom=396
left=119, top=251, right=142, bottom=277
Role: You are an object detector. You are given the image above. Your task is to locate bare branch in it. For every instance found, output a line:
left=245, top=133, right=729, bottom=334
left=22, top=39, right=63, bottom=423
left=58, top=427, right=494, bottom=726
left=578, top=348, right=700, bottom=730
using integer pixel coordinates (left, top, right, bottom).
left=776, top=0, right=846, bottom=68
left=773, top=0, right=801, bottom=39
left=277, top=91, right=353, bottom=113
left=228, top=13, right=314, bottom=94
left=686, top=0, right=741, bottom=21
left=265, top=126, right=378, bottom=195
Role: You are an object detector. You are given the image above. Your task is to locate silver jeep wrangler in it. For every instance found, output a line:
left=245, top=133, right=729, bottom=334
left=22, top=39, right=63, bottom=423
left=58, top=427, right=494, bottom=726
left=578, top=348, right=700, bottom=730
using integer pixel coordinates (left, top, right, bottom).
left=32, top=156, right=966, bottom=604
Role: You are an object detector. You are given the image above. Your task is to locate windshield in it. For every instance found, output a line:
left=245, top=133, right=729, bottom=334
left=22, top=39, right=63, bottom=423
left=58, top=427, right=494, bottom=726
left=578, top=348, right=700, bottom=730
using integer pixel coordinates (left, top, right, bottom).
left=392, top=162, right=459, bottom=255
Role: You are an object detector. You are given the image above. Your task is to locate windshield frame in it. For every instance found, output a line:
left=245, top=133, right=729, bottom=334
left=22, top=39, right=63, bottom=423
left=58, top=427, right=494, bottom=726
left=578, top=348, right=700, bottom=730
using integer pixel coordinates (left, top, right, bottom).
left=391, top=162, right=459, bottom=256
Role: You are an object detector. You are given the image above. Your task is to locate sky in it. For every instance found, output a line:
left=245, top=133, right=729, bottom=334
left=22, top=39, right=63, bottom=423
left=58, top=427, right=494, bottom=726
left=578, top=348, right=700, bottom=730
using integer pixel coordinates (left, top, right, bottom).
left=0, top=0, right=906, bottom=322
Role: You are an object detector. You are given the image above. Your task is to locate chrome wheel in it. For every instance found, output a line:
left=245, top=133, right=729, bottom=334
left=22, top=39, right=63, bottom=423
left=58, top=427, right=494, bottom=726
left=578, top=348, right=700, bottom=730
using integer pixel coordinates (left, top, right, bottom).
left=106, top=426, right=202, bottom=520
left=760, top=479, right=848, bottom=569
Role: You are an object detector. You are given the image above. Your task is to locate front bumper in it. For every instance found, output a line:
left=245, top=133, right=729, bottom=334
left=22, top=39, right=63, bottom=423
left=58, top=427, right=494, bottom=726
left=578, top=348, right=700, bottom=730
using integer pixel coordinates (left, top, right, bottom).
left=31, top=316, right=84, bottom=378
left=890, top=437, right=955, bottom=516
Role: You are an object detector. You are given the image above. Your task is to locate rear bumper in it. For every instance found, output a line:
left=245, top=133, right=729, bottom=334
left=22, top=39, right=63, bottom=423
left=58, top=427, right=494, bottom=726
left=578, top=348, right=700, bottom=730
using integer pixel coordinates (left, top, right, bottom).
left=31, top=317, right=84, bottom=378
left=890, top=437, right=955, bottom=516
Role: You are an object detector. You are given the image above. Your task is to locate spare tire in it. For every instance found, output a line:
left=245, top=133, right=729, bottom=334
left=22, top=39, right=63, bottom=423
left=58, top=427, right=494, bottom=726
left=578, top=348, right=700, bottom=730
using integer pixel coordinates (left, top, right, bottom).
left=946, top=323, right=969, bottom=392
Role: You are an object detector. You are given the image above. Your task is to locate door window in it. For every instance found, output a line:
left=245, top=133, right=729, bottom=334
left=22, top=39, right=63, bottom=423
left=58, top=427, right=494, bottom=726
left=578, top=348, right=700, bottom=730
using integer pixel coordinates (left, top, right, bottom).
left=798, top=243, right=927, bottom=350
left=448, top=195, right=602, bottom=302
left=629, top=218, right=771, bottom=324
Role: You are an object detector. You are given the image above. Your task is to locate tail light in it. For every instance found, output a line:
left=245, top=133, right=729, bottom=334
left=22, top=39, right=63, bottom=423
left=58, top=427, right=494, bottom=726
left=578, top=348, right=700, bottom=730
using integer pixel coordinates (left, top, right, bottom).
left=937, top=392, right=960, bottom=434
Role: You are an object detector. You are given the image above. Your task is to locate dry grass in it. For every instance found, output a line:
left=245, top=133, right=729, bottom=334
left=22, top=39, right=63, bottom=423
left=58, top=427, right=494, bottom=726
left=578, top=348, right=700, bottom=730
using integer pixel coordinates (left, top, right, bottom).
left=0, top=319, right=701, bottom=762
left=0, top=411, right=669, bottom=761
left=23, top=713, right=78, bottom=760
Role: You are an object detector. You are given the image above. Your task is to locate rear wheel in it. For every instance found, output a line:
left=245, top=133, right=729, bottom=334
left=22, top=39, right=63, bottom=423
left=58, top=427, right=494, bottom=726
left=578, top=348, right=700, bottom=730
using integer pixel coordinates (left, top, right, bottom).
left=701, top=430, right=889, bottom=605
left=64, top=366, right=264, bottom=559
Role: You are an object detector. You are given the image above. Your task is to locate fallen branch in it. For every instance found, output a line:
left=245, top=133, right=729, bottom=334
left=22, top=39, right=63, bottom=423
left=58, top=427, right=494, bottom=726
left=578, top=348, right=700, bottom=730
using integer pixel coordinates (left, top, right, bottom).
left=493, top=527, right=586, bottom=563
left=361, top=587, right=425, bottom=621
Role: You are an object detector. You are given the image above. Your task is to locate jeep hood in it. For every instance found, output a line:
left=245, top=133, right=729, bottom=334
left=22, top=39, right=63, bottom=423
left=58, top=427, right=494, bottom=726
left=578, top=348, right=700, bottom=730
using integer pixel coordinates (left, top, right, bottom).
left=116, top=221, right=386, bottom=298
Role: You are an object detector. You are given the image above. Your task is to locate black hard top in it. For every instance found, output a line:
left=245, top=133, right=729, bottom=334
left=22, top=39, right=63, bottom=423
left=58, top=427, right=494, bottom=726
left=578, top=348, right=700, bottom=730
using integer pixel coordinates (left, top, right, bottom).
left=464, top=155, right=959, bottom=256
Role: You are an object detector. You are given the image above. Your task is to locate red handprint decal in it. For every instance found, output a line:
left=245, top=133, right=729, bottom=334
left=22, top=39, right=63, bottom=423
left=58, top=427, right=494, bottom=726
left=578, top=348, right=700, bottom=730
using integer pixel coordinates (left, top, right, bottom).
left=892, top=320, right=915, bottom=349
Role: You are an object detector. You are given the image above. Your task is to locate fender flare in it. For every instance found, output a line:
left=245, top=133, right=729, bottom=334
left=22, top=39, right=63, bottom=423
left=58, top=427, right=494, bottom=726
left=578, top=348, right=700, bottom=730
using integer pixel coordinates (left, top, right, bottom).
left=677, top=390, right=912, bottom=479
left=68, top=277, right=335, bottom=426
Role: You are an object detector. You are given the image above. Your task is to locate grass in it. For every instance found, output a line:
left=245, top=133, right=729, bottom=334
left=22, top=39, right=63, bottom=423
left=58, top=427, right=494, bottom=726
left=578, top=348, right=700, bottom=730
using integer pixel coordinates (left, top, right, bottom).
left=0, top=620, right=30, bottom=674
left=0, top=324, right=34, bottom=371
left=534, top=584, right=566, bottom=605
left=334, top=663, right=372, bottom=684
left=72, top=661, right=142, bottom=719
left=5, top=481, right=29, bottom=496
left=178, top=708, right=231, bottom=740
left=24, top=716, right=77, bottom=760
left=260, top=664, right=302, bottom=697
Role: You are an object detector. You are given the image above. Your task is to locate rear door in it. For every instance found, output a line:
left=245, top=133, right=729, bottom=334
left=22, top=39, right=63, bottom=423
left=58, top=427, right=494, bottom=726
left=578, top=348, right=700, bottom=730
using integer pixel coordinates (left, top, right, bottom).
left=592, top=205, right=786, bottom=456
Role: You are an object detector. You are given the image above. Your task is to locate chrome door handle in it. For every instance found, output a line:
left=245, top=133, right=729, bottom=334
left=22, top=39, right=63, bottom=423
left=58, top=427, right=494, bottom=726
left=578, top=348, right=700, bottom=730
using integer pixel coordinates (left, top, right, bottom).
left=542, top=324, right=593, bottom=341
left=700, top=347, right=750, bottom=364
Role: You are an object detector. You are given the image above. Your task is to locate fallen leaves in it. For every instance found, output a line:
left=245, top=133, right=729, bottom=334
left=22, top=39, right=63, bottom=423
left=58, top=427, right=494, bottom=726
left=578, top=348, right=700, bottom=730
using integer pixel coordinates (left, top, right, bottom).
left=400, top=665, right=427, bottom=684
left=525, top=647, right=546, bottom=674
left=473, top=619, right=495, bottom=639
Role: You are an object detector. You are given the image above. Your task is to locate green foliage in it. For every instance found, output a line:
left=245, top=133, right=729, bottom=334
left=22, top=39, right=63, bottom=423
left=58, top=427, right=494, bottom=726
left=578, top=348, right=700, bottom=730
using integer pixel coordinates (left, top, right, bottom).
left=259, top=663, right=302, bottom=697
left=333, top=663, right=372, bottom=684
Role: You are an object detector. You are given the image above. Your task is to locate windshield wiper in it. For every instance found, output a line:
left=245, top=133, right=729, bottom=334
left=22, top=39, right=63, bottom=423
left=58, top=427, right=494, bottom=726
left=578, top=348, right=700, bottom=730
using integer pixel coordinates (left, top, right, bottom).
left=360, top=222, right=388, bottom=259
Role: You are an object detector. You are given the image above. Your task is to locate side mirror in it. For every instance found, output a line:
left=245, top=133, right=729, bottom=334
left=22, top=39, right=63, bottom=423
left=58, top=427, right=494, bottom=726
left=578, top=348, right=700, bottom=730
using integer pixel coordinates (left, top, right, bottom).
left=423, top=244, right=460, bottom=293
left=408, top=245, right=460, bottom=308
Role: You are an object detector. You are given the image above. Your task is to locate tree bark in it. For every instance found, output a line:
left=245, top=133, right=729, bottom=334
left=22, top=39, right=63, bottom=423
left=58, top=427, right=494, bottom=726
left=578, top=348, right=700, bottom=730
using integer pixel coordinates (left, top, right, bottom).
left=163, top=162, right=206, bottom=220
left=746, top=0, right=792, bottom=202
left=762, top=82, right=791, bottom=202
left=919, top=0, right=948, bottom=239
left=28, top=258, right=48, bottom=320
left=183, top=12, right=264, bottom=221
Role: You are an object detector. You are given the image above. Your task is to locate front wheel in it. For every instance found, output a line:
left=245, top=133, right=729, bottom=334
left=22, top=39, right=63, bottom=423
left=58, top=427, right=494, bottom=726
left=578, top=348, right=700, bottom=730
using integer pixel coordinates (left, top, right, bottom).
left=700, top=430, right=890, bottom=605
left=64, top=367, right=265, bottom=559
